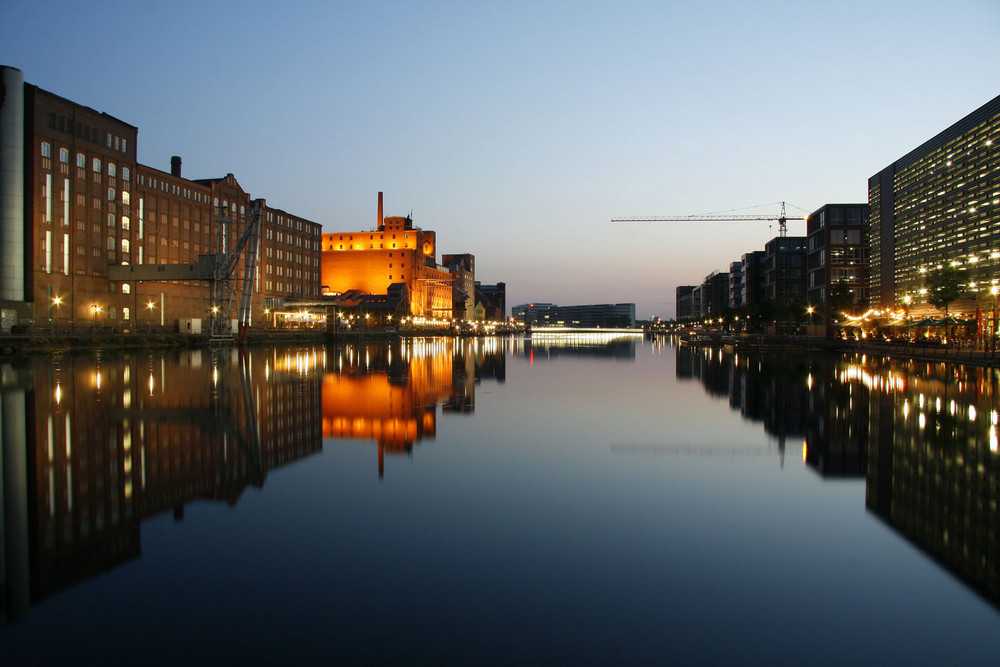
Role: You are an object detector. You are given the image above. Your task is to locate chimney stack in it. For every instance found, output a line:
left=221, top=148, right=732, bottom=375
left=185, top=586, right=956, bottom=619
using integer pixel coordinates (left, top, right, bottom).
left=378, top=191, right=384, bottom=229
left=170, top=156, right=182, bottom=177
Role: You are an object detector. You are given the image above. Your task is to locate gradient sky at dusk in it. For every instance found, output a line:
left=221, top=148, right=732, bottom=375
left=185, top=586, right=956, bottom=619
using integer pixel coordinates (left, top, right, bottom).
left=4, top=0, right=999, bottom=318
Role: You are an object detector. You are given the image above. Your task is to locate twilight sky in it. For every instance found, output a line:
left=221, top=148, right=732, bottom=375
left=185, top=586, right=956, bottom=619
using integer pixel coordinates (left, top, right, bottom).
left=4, top=0, right=999, bottom=318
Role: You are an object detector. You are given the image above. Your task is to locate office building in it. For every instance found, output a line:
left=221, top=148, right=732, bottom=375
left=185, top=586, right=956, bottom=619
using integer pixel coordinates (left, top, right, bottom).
left=514, top=302, right=635, bottom=328
left=869, top=94, right=1000, bottom=316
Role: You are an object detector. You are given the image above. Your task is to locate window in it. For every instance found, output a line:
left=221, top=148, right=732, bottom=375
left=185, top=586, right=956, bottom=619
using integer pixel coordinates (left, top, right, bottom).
left=107, top=163, right=116, bottom=177
left=121, top=239, right=130, bottom=253
left=41, top=142, right=51, bottom=158
left=108, top=187, right=116, bottom=201
left=108, top=213, right=116, bottom=227
left=122, top=167, right=130, bottom=181
left=122, top=191, right=130, bottom=205
left=122, top=282, right=130, bottom=294
left=59, top=148, right=69, bottom=163
left=122, top=216, right=130, bottom=230
left=77, top=153, right=86, bottom=168
left=93, top=158, right=101, bottom=172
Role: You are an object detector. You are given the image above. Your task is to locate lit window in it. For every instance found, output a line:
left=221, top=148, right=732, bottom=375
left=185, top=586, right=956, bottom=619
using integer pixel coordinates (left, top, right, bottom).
left=41, top=142, right=51, bottom=158
left=93, top=158, right=101, bottom=172
left=59, top=148, right=69, bottom=163
left=107, top=163, right=116, bottom=177
left=77, top=153, right=85, bottom=168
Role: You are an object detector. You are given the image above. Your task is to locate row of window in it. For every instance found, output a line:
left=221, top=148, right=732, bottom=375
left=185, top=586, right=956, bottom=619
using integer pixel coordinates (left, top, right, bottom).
left=41, top=142, right=132, bottom=181
left=46, top=112, right=130, bottom=153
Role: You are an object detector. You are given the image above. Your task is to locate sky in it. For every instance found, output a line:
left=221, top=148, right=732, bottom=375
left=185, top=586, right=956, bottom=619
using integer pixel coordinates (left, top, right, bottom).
left=3, top=0, right=999, bottom=318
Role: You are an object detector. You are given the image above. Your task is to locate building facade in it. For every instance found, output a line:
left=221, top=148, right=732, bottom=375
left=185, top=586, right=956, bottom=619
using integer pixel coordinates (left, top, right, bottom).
left=442, top=253, right=475, bottom=321
left=728, top=261, right=743, bottom=309
left=321, top=212, right=454, bottom=319
left=868, top=94, right=1000, bottom=317
left=1, top=67, right=322, bottom=334
left=740, top=251, right=767, bottom=308
left=514, top=302, right=636, bottom=328
left=805, top=203, right=869, bottom=319
left=764, top=236, right=808, bottom=308
left=474, top=281, right=506, bottom=322
left=676, top=285, right=696, bottom=321
left=702, top=270, right=730, bottom=318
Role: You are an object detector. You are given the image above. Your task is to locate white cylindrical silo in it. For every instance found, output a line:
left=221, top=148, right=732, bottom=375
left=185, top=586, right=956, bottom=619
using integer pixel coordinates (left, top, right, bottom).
left=0, top=66, right=25, bottom=302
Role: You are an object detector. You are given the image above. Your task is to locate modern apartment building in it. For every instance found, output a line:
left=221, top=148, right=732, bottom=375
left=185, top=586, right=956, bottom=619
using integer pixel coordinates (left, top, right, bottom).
left=805, top=203, right=869, bottom=317
left=702, top=270, right=730, bottom=317
left=869, top=94, right=1000, bottom=316
left=764, top=236, right=808, bottom=307
left=728, top=261, right=743, bottom=309
left=676, top=285, right=696, bottom=320
left=740, top=251, right=767, bottom=308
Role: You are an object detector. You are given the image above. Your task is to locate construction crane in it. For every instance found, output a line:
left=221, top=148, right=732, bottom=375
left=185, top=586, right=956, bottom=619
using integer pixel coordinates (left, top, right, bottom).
left=210, top=199, right=262, bottom=344
left=612, top=201, right=807, bottom=237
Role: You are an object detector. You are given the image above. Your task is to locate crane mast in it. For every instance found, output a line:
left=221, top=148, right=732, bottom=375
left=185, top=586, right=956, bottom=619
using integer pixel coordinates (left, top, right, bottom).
left=612, top=201, right=806, bottom=237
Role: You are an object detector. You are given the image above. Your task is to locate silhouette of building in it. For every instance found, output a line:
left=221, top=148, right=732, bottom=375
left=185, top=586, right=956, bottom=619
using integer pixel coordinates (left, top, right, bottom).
left=475, top=281, right=506, bottom=321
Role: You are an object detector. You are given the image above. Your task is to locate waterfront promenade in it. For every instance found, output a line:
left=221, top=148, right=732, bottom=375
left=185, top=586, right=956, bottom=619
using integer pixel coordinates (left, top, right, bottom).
left=679, top=331, right=1000, bottom=368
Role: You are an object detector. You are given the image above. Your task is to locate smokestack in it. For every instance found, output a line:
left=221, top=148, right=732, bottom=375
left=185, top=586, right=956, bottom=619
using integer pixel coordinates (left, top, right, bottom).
left=170, top=156, right=182, bottom=177
left=378, top=191, right=383, bottom=228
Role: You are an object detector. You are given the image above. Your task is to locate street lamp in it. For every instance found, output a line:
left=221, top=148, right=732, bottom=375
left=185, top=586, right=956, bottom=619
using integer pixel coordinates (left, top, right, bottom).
left=51, top=296, right=62, bottom=332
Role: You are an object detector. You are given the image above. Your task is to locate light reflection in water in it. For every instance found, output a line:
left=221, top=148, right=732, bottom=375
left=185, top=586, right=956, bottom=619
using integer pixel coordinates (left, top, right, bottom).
left=0, top=338, right=998, bottom=661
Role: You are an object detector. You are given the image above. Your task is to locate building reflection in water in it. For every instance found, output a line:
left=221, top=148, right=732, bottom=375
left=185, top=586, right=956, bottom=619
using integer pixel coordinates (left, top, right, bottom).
left=322, top=337, right=508, bottom=477
left=516, top=331, right=641, bottom=362
left=0, top=346, right=324, bottom=626
left=674, top=341, right=999, bottom=610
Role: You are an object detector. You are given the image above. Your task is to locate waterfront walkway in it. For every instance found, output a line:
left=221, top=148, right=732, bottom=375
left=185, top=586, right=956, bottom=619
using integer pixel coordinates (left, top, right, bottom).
left=680, top=332, right=1000, bottom=368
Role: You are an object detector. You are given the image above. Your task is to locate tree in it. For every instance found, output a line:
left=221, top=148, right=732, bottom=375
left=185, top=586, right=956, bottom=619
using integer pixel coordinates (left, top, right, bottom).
left=926, top=265, right=966, bottom=316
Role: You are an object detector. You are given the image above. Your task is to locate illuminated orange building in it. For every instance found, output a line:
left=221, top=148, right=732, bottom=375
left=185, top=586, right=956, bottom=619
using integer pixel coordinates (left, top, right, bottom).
left=320, top=194, right=454, bottom=319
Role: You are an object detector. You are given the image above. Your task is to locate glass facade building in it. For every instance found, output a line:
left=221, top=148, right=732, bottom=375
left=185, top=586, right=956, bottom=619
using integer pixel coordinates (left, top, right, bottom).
left=868, top=94, right=1000, bottom=316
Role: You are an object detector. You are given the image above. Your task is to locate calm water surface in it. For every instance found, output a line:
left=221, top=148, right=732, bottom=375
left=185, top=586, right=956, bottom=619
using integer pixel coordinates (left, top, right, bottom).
left=1, top=336, right=998, bottom=665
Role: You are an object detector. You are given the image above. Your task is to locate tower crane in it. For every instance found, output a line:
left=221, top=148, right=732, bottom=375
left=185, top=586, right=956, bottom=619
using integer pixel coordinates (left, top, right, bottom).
left=612, top=201, right=807, bottom=237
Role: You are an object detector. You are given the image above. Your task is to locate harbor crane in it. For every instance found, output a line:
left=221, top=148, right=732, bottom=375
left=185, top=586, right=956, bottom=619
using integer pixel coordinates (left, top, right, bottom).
left=612, top=201, right=807, bottom=237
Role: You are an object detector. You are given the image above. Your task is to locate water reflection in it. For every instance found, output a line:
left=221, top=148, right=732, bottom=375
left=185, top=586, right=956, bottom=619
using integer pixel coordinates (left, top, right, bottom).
left=0, top=347, right=324, bottom=625
left=0, top=338, right=509, bottom=626
left=322, top=338, right=507, bottom=476
left=674, top=342, right=1000, bottom=608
